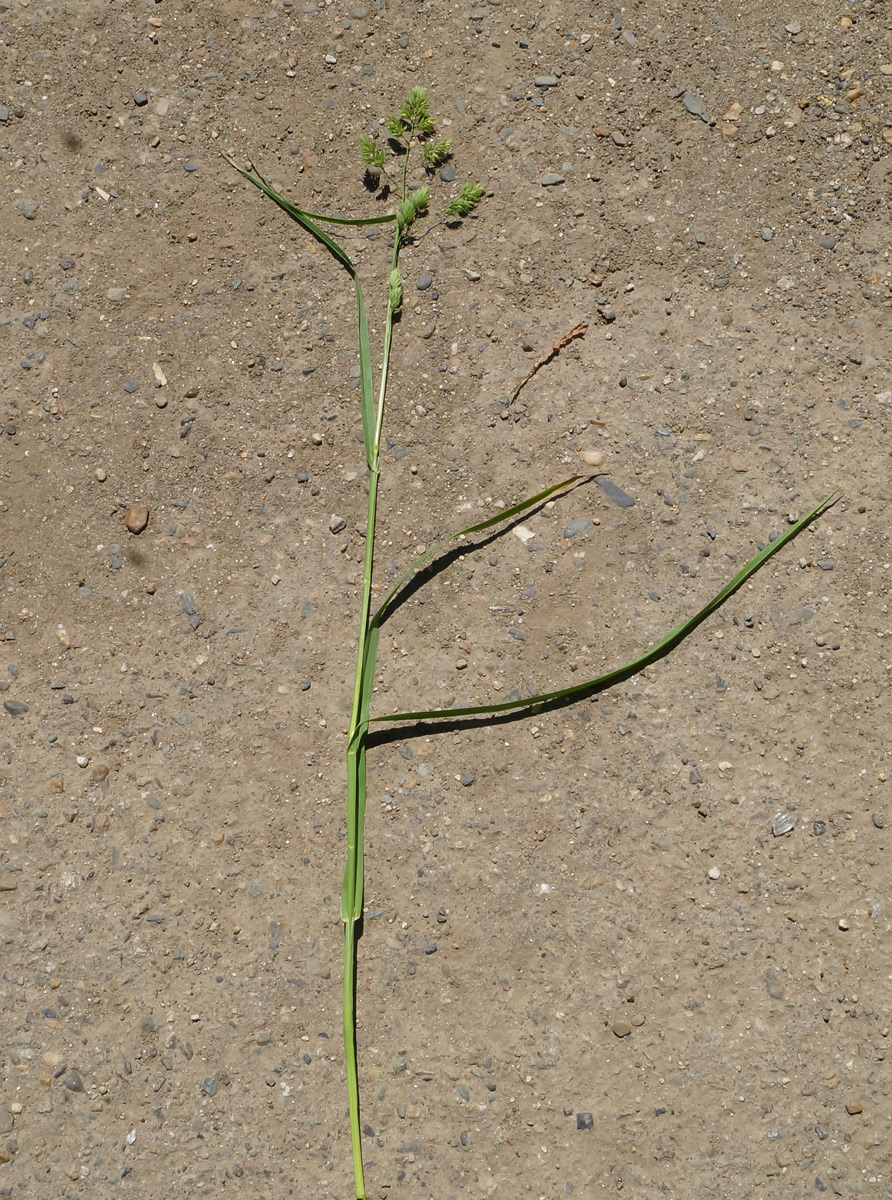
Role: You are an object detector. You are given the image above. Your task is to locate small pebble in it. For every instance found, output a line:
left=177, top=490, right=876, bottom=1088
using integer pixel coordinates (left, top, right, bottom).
left=563, top=518, right=591, bottom=538
left=3, top=700, right=28, bottom=716
left=708, top=866, right=721, bottom=880
left=820, top=235, right=836, bottom=251
left=416, top=273, right=433, bottom=291
left=612, top=1020, right=632, bottom=1038
left=125, top=504, right=150, bottom=534
left=872, top=813, right=885, bottom=829
left=760, top=227, right=773, bottom=241
left=845, top=1101, right=863, bottom=1115
left=838, top=918, right=849, bottom=931
left=581, top=449, right=604, bottom=468
left=180, top=593, right=197, bottom=616
left=329, top=515, right=347, bottom=534
left=541, top=172, right=565, bottom=187
left=595, top=477, right=635, bottom=508
left=123, top=380, right=138, bottom=394
left=133, top=90, right=148, bottom=107
left=76, top=755, right=89, bottom=768
left=95, top=468, right=107, bottom=482
left=534, top=76, right=559, bottom=88
left=439, top=165, right=456, bottom=182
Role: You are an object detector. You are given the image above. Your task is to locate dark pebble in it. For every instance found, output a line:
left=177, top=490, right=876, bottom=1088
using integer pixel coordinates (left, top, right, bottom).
left=817, top=559, right=835, bottom=571
left=424, top=943, right=437, bottom=954
left=328, top=515, right=347, bottom=534
left=180, top=593, right=197, bottom=616
left=595, top=477, right=636, bottom=507
left=133, top=90, right=148, bottom=107
left=872, top=814, right=885, bottom=829
left=123, top=380, right=138, bottom=394
left=296, top=472, right=308, bottom=483
left=439, top=165, right=456, bottom=182
left=416, top=273, right=433, bottom=291
left=460, top=1131, right=468, bottom=1146
left=184, top=161, right=200, bottom=172
left=63, top=1070, right=85, bottom=1093
left=460, top=772, right=475, bottom=787
left=813, top=820, right=826, bottom=836
left=820, top=236, right=836, bottom=250
left=3, top=700, right=28, bottom=716
left=576, top=1112, right=594, bottom=1130
left=202, top=1075, right=218, bottom=1096
left=0, top=106, right=9, bottom=123
left=618, top=375, right=627, bottom=387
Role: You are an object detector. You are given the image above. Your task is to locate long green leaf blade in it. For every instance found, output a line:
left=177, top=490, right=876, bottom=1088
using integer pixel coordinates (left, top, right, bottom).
left=367, top=489, right=840, bottom=728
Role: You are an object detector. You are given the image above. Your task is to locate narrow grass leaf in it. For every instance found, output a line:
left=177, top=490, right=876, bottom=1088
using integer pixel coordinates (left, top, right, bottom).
left=370, top=473, right=592, bottom=630
left=368, top=489, right=840, bottom=729
left=221, top=153, right=378, bottom=466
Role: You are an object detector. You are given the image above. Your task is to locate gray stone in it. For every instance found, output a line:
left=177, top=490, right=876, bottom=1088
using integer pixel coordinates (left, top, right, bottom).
left=416, top=273, right=433, bottom=291
left=0, top=106, right=9, bottom=123
left=534, top=76, right=559, bottom=88
left=682, top=91, right=708, bottom=119
left=439, top=165, right=456, bottom=182
left=3, top=700, right=28, bottom=716
left=541, top=172, right=565, bottom=187
left=563, top=518, right=591, bottom=538
left=123, top=380, right=138, bottom=393
left=180, top=593, right=197, bottom=616
left=595, top=477, right=636, bottom=508
left=760, top=227, right=773, bottom=241
left=17, top=199, right=39, bottom=220
left=133, top=90, right=148, bottom=107
left=329, top=515, right=347, bottom=534
left=820, top=235, right=836, bottom=250
left=763, top=967, right=785, bottom=999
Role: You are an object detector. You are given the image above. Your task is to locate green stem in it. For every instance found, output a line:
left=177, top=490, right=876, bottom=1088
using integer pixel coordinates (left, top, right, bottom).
left=341, top=212, right=404, bottom=1200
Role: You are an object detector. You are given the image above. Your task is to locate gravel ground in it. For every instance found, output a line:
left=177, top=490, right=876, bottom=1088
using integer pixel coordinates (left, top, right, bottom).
left=1, top=1, right=891, bottom=1197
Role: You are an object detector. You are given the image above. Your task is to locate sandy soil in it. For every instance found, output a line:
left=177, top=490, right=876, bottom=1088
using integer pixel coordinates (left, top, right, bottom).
left=1, top=1, right=892, bottom=1196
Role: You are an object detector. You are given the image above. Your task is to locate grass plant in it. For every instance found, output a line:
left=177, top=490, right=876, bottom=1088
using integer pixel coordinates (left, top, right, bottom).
left=224, top=88, right=838, bottom=1198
